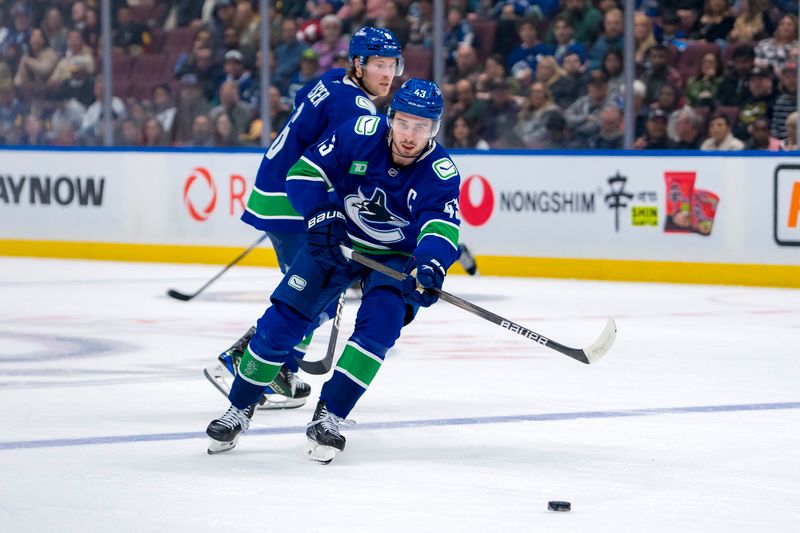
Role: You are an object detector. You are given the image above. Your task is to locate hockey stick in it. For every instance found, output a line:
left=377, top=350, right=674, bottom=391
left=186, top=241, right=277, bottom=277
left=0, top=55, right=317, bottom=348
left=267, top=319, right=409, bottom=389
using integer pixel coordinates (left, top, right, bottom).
left=166, top=234, right=268, bottom=301
left=340, top=246, right=616, bottom=365
left=296, top=292, right=345, bottom=375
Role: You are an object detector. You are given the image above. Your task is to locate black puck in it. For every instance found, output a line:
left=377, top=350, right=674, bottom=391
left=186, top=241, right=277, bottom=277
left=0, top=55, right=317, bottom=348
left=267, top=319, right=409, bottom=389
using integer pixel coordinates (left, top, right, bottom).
left=547, top=501, right=571, bottom=512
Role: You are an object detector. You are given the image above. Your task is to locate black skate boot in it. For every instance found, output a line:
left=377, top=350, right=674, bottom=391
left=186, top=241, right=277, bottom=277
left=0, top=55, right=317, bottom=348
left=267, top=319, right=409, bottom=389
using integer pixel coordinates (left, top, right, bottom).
left=266, top=367, right=312, bottom=406
left=305, top=400, right=352, bottom=464
left=456, top=243, right=479, bottom=276
left=206, top=403, right=255, bottom=455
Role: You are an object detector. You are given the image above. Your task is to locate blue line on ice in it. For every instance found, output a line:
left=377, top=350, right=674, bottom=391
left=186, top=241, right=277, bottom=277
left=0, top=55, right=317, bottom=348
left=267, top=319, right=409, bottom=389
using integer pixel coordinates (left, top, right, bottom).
left=3, top=401, right=799, bottom=451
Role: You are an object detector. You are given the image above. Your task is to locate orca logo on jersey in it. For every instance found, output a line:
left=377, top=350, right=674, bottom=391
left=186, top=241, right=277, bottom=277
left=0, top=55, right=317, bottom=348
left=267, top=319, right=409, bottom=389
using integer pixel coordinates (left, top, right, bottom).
left=344, top=187, right=409, bottom=243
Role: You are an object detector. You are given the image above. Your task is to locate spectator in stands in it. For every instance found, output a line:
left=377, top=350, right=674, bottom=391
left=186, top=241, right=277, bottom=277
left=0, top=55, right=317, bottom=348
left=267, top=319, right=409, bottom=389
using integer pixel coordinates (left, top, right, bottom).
left=654, top=11, right=688, bottom=47
left=47, top=94, right=85, bottom=142
left=234, top=0, right=260, bottom=56
left=312, top=14, right=348, bottom=72
left=634, top=11, right=657, bottom=67
left=634, top=109, right=676, bottom=149
left=540, top=109, right=573, bottom=148
left=444, top=5, right=478, bottom=65
left=565, top=73, right=610, bottom=145
left=701, top=111, right=745, bottom=150
left=661, top=0, right=704, bottom=33
left=483, top=78, right=522, bottom=147
left=730, top=0, right=775, bottom=44
left=112, top=4, right=151, bottom=56
left=548, top=0, right=602, bottom=48
left=745, top=116, right=780, bottom=150
left=640, top=44, right=683, bottom=104
left=210, top=79, right=251, bottom=141
left=47, top=29, right=94, bottom=90
left=332, top=49, right=349, bottom=68
left=286, top=48, right=320, bottom=100
left=533, top=56, right=564, bottom=91
left=374, top=0, right=410, bottom=47
left=587, top=8, right=623, bottom=71
left=552, top=14, right=587, bottom=64
left=172, top=0, right=206, bottom=28
left=2, top=41, right=23, bottom=79
left=779, top=111, right=797, bottom=150
left=515, top=81, right=559, bottom=147
left=151, top=84, right=176, bottom=135
left=475, top=53, right=510, bottom=94
left=551, top=50, right=585, bottom=108
left=692, top=0, right=734, bottom=43
left=14, top=29, right=58, bottom=100
left=717, top=44, right=754, bottom=106
left=171, top=73, right=212, bottom=144
left=18, top=112, right=47, bottom=145
left=117, top=119, right=141, bottom=146
left=0, top=80, right=25, bottom=143
left=273, top=18, right=308, bottom=94
left=445, top=114, right=490, bottom=149
left=755, top=14, right=798, bottom=74
left=41, top=7, right=68, bottom=55
left=210, top=0, right=237, bottom=49
left=735, top=65, right=776, bottom=139
left=142, top=117, right=168, bottom=146
left=771, top=62, right=797, bottom=141
left=445, top=44, right=481, bottom=88
left=684, top=52, right=722, bottom=107
left=188, top=113, right=214, bottom=146
left=213, top=112, right=241, bottom=146
left=221, top=49, right=254, bottom=102
left=83, top=8, right=101, bottom=50
left=589, top=103, right=624, bottom=149
left=407, top=0, right=433, bottom=49
left=507, top=17, right=552, bottom=74
left=267, top=84, right=290, bottom=129
left=601, top=49, right=624, bottom=100
left=4, top=2, right=33, bottom=55
left=70, top=1, right=88, bottom=33
left=50, top=122, right=77, bottom=145
left=672, top=106, right=705, bottom=149
left=79, top=75, right=127, bottom=144
left=50, top=54, right=94, bottom=107
left=175, top=46, right=224, bottom=103
left=653, top=83, right=681, bottom=136
left=448, top=78, right=489, bottom=134
left=221, top=25, right=244, bottom=58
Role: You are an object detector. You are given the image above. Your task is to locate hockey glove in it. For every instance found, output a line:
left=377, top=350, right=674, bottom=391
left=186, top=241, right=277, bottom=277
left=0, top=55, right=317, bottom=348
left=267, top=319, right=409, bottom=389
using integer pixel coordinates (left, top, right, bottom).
left=402, top=256, right=446, bottom=307
left=306, top=203, right=351, bottom=267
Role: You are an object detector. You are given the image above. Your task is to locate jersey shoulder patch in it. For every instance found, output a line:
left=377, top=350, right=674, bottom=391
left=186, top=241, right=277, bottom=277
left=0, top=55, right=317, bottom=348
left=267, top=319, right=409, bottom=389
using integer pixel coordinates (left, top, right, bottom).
left=355, top=95, right=377, bottom=115
left=354, top=115, right=381, bottom=136
left=432, top=157, right=458, bottom=180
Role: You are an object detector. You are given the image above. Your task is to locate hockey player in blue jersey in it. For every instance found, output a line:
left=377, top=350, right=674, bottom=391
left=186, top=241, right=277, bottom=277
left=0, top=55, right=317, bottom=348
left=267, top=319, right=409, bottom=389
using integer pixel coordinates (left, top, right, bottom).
left=203, top=27, right=405, bottom=410
left=206, top=79, right=460, bottom=463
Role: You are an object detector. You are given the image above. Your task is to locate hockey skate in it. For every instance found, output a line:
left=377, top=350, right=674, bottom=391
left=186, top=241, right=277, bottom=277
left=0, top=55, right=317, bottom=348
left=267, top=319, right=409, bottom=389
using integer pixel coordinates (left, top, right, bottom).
left=203, top=326, right=311, bottom=410
left=305, top=400, right=352, bottom=464
left=206, top=403, right=256, bottom=455
left=456, top=243, right=479, bottom=276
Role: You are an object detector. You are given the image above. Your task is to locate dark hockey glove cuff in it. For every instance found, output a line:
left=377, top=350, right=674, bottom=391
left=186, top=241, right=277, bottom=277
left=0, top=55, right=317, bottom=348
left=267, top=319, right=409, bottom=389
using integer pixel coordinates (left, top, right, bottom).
left=402, top=256, right=446, bottom=307
left=305, top=203, right=351, bottom=267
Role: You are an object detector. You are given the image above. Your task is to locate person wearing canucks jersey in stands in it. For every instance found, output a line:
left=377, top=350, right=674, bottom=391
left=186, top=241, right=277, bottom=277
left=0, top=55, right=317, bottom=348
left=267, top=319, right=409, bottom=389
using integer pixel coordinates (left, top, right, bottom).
left=206, top=79, right=461, bottom=464
left=203, top=27, right=405, bottom=410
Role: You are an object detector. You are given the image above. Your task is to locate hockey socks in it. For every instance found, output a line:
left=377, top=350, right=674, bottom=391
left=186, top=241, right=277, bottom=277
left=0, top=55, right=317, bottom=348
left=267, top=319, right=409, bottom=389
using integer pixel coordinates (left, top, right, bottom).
left=320, top=336, right=387, bottom=418
left=230, top=344, right=286, bottom=408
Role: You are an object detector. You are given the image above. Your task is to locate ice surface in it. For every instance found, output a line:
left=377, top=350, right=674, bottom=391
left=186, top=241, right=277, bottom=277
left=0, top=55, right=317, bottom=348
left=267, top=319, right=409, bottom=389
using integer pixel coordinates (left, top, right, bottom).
left=1, top=257, right=798, bottom=532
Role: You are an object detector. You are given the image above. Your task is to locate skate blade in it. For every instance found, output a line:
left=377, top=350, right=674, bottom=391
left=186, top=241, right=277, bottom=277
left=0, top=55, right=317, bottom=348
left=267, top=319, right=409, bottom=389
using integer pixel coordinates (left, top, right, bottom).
left=257, top=394, right=307, bottom=410
left=204, top=363, right=267, bottom=406
left=306, top=439, right=339, bottom=464
left=207, top=436, right=239, bottom=455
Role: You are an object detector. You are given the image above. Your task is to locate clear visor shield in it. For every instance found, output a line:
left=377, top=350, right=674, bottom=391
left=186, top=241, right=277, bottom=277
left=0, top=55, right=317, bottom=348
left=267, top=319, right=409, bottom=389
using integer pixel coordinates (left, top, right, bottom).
left=390, top=115, right=439, bottom=139
left=363, top=56, right=405, bottom=77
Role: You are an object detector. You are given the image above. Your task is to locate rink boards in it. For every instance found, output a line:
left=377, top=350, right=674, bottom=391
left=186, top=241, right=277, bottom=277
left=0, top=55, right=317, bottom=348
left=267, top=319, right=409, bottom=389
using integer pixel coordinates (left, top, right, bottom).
left=0, top=147, right=798, bottom=287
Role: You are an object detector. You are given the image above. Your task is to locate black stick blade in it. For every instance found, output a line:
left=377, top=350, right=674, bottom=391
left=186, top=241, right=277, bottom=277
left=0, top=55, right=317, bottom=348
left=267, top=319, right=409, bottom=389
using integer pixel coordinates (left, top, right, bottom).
left=166, top=289, right=193, bottom=301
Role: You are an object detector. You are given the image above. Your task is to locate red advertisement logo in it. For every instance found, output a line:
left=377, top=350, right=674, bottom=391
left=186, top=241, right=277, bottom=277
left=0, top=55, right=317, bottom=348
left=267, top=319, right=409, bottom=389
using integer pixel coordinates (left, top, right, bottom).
left=459, top=174, right=494, bottom=226
left=183, top=167, right=218, bottom=221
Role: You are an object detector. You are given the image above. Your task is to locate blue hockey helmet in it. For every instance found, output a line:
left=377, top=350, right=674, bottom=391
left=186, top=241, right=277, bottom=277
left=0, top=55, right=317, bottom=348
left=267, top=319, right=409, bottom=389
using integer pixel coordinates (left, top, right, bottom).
left=388, top=78, right=444, bottom=136
left=349, top=26, right=404, bottom=76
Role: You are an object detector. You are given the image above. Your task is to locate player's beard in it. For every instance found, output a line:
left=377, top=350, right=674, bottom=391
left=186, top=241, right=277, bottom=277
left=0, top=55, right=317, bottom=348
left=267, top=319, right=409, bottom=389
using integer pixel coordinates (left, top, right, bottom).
left=389, top=134, right=429, bottom=164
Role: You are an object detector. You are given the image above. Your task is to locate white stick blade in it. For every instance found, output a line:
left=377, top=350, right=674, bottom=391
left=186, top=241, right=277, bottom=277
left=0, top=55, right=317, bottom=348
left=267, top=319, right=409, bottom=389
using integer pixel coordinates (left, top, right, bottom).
left=583, top=318, right=617, bottom=364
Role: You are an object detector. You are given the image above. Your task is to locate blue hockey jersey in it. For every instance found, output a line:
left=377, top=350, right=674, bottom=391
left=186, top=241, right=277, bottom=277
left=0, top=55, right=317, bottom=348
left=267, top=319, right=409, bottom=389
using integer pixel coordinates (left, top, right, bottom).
left=241, top=68, right=378, bottom=233
left=285, top=115, right=462, bottom=269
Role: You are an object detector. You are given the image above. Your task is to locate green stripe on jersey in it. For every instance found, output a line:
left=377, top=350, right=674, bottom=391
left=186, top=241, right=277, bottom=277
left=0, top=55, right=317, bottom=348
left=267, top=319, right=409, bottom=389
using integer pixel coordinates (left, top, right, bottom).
left=417, top=220, right=460, bottom=250
left=238, top=346, right=282, bottom=386
left=352, top=241, right=411, bottom=256
left=245, top=189, right=302, bottom=219
left=335, top=342, right=383, bottom=388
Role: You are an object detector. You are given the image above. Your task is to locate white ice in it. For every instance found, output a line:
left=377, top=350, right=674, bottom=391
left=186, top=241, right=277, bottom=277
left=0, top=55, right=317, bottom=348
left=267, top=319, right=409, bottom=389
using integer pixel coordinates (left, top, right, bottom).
left=1, top=257, right=798, bottom=532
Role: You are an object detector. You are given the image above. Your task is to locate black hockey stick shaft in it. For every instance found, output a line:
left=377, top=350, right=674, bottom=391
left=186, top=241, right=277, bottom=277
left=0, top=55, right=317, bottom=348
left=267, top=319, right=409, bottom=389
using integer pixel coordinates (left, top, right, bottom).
left=342, top=247, right=616, bottom=364
left=167, top=234, right=269, bottom=301
left=297, top=292, right=344, bottom=375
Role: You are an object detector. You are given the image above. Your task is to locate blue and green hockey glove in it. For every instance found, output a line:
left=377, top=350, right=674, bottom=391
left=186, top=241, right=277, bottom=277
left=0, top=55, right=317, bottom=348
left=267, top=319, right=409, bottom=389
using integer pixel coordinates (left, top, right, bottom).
left=402, top=256, right=446, bottom=307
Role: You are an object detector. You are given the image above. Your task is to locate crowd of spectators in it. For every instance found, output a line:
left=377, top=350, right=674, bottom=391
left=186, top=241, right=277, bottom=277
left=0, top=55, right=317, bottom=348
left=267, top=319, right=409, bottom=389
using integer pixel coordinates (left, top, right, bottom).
left=0, top=0, right=798, bottom=150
